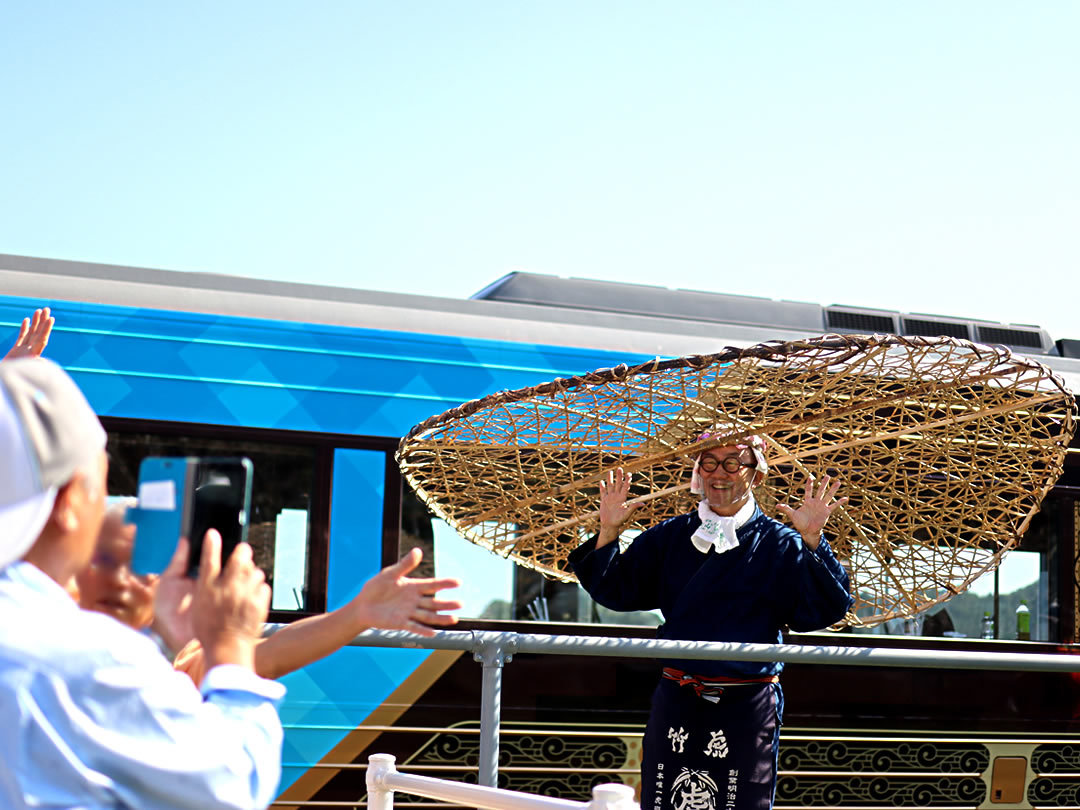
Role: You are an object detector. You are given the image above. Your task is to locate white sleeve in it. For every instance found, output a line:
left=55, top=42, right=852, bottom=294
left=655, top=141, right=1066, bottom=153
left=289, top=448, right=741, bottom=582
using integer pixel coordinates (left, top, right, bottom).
left=22, top=637, right=285, bottom=810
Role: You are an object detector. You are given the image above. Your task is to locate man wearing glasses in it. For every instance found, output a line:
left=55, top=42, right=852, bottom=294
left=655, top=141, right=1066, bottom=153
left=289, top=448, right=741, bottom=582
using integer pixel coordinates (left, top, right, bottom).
left=569, top=434, right=853, bottom=810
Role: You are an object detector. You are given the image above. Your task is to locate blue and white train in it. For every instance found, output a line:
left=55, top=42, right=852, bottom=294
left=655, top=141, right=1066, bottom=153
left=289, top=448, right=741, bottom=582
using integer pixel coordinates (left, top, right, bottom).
left=4, top=252, right=1079, bottom=809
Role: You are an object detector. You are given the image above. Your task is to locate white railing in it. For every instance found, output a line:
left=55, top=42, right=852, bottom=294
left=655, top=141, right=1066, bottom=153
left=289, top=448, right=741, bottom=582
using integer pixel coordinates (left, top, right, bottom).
left=366, top=754, right=638, bottom=810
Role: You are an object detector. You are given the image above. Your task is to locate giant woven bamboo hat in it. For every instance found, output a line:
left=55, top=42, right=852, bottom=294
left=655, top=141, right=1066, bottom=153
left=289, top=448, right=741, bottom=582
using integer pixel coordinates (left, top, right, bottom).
left=397, top=334, right=1075, bottom=626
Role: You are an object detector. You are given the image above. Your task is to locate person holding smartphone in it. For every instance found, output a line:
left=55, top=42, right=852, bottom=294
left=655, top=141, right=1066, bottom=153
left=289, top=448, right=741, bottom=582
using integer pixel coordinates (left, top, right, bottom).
left=76, top=501, right=463, bottom=685
left=0, top=357, right=285, bottom=810
left=11, top=309, right=463, bottom=686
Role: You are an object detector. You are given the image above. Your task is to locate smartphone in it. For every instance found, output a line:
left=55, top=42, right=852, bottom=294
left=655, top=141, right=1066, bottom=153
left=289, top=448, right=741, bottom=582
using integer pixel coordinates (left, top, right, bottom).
left=130, top=456, right=253, bottom=577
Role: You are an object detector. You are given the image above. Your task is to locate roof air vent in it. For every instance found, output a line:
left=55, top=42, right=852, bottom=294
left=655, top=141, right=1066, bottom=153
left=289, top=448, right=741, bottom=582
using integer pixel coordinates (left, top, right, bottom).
left=975, top=325, right=1045, bottom=350
left=901, top=318, right=971, bottom=340
left=826, top=308, right=897, bottom=334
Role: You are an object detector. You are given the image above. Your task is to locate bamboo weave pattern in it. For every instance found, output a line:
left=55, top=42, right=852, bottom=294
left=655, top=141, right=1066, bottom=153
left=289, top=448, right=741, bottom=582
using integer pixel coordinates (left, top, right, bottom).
left=397, top=334, right=1075, bottom=626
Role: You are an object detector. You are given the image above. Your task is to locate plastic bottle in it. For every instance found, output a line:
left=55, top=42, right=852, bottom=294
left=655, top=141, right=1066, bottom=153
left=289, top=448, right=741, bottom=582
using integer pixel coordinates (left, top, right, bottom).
left=1016, top=600, right=1031, bottom=641
left=981, top=611, right=994, bottom=639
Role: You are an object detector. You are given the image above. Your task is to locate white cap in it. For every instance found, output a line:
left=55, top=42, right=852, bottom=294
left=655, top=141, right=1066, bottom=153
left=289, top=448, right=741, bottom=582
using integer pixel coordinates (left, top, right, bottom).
left=0, top=358, right=106, bottom=569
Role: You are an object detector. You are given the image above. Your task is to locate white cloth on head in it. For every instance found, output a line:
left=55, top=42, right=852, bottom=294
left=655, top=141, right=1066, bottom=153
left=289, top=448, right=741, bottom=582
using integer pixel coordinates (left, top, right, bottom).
left=0, top=388, right=57, bottom=567
left=691, top=496, right=758, bottom=555
left=0, top=358, right=106, bottom=569
left=690, top=465, right=705, bottom=496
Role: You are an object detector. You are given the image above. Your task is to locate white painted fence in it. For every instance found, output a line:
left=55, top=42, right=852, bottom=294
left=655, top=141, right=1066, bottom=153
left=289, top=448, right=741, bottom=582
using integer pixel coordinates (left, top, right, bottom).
left=366, top=754, right=638, bottom=810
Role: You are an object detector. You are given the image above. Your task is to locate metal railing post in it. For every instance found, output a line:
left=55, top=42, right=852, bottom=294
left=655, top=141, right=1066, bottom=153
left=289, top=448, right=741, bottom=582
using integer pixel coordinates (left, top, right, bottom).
left=367, top=753, right=397, bottom=810
left=474, top=632, right=517, bottom=787
left=587, top=783, right=637, bottom=810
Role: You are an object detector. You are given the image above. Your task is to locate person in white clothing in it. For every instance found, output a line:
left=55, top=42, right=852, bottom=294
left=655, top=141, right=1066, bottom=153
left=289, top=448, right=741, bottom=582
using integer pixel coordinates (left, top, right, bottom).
left=0, top=356, right=285, bottom=810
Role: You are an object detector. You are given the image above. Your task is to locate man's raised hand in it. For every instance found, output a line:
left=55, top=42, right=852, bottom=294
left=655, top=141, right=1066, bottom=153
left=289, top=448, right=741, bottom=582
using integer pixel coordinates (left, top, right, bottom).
left=596, top=467, right=639, bottom=548
left=776, top=475, right=848, bottom=551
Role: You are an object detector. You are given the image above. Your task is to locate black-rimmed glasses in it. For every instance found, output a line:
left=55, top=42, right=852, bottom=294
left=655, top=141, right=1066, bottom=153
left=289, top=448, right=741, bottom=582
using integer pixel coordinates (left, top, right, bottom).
left=697, top=456, right=756, bottom=474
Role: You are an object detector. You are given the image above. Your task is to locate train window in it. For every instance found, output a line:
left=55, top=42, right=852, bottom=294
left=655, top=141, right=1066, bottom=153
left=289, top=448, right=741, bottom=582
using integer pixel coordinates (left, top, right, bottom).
left=105, top=429, right=317, bottom=612
left=848, top=494, right=1068, bottom=642
left=996, top=551, right=1043, bottom=639
left=433, top=519, right=514, bottom=619
left=400, top=489, right=514, bottom=619
left=403, top=492, right=663, bottom=625
left=271, top=508, right=310, bottom=611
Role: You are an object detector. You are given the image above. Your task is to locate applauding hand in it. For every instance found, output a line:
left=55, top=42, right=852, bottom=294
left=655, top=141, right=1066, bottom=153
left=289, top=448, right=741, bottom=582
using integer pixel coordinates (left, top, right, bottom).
left=352, top=548, right=461, bottom=637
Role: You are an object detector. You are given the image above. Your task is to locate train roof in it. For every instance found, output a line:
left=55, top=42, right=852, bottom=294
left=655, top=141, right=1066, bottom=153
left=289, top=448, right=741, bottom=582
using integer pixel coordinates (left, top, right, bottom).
left=3, top=252, right=1079, bottom=391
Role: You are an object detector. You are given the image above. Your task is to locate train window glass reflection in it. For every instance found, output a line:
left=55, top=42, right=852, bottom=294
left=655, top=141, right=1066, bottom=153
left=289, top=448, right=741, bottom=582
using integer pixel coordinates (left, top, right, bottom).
left=272, top=509, right=310, bottom=610
left=845, top=491, right=1068, bottom=641
left=432, top=519, right=514, bottom=620
left=996, top=550, right=1043, bottom=639
left=408, top=489, right=665, bottom=625
left=933, top=550, right=1042, bottom=640
left=848, top=550, right=1046, bottom=640
left=850, top=554, right=1052, bottom=641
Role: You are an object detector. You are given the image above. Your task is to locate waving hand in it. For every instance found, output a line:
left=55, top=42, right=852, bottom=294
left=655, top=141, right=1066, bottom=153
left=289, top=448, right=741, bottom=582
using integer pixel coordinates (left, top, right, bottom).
left=776, top=475, right=848, bottom=551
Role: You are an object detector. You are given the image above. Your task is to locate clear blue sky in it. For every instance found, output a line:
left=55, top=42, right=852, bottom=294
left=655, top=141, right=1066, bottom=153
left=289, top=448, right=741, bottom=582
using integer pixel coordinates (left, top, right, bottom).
left=2, top=2, right=1077, bottom=339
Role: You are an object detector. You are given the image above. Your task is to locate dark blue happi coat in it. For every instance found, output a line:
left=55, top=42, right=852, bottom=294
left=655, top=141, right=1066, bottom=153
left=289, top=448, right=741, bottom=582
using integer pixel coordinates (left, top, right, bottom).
left=568, top=508, right=853, bottom=810
left=567, top=507, right=853, bottom=677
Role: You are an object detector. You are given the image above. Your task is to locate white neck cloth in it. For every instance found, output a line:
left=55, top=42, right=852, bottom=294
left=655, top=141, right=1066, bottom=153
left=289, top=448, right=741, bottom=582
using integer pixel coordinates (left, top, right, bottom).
left=691, top=496, right=757, bottom=555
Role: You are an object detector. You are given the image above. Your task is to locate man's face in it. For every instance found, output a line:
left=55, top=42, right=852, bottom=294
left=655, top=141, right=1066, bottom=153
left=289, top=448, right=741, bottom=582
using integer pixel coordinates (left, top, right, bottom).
left=64, top=449, right=110, bottom=573
left=697, top=445, right=759, bottom=516
left=75, top=508, right=156, bottom=630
